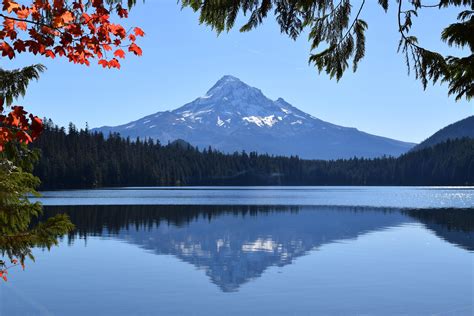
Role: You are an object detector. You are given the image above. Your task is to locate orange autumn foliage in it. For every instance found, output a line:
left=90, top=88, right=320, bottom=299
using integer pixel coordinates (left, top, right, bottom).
left=0, top=0, right=145, bottom=67
left=0, top=270, right=7, bottom=282
left=0, top=103, right=43, bottom=151
left=0, top=0, right=144, bottom=152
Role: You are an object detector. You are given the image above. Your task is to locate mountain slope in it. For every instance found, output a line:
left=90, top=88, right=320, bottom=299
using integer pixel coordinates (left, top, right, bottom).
left=414, top=116, right=474, bottom=151
left=94, top=75, right=415, bottom=159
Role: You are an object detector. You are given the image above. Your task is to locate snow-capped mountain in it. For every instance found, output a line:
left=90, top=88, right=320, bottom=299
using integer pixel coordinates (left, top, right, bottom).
left=93, top=75, right=415, bottom=159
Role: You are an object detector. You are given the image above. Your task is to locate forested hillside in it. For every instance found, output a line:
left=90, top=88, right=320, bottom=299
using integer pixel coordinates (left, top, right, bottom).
left=415, top=116, right=474, bottom=151
left=31, top=121, right=474, bottom=189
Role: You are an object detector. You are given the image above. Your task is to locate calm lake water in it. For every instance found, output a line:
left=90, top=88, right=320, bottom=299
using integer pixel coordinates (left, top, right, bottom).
left=2, top=187, right=474, bottom=315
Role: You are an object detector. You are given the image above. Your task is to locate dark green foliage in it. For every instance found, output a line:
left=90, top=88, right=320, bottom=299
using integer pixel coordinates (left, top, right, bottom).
left=180, top=0, right=474, bottom=101
left=0, top=64, right=73, bottom=277
left=0, top=65, right=45, bottom=107
left=103, top=0, right=143, bottom=10
left=31, top=121, right=474, bottom=188
left=0, top=144, right=74, bottom=272
left=441, top=8, right=474, bottom=100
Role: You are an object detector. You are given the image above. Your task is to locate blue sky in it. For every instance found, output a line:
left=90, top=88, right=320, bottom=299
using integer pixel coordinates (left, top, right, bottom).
left=4, top=1, right=473, bottom=143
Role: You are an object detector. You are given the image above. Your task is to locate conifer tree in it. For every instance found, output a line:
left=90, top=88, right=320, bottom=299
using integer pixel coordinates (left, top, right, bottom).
left=181, top=0, right=473, bottom=101
left=0, top=67, right=74, bottom=281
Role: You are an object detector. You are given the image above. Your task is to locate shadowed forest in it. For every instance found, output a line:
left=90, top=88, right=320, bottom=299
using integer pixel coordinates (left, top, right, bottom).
left=31, top=122, right=474, bottom=189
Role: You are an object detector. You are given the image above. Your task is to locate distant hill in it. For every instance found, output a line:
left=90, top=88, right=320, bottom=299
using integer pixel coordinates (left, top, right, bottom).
left=415, top=116, right=474, bottom=151
left=92, top=75, right=414, bottom=159
left=170, top=139, right=193, bottom=150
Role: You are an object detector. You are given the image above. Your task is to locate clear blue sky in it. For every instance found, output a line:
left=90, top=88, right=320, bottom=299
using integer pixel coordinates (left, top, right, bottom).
left=5, top=1, right=473, bottom=143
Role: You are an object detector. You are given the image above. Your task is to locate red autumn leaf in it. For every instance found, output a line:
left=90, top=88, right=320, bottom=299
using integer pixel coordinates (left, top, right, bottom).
left=108, top=58, right=120, bottom=69
left=0, top=42, right=15, bottom=58
left=98, top=59, right=108, bottom=68
left=113, top=48, right=125, bottom=59
left=0, top=106, right=44, bottom=151
left=54, top=45, right=66, bottom=56
left=72, top=2, right=84, bottom=11
left=13, top=39, right=26, bottom=52
left=2, top=45, right=15, bottom=58
left=0, top=269, right=7, bottom=281
left=16, top=7, right=30, bottom=19
left=44, top=49, right=55, bottom=59
left=109, top=24, right=126, bottom=38
left=53, top=0, right=64, bottom=10
left=16, top=130, right=33, bottom=143
left=8, top=106, right=24, bottom=126
left=60, top=11, right=74, bottom=24
left=16, top=21, right=27, bottom=31
left=117, top=7, right=128, bottom=18
left=1, top=0, right=144, bottom=67
left=3, top=19, right=15, bottom=32
left=29, top=115, right=43, bottom=139
left=0, top=0, right=145, bottom=149
left=134, top=27, right=145, bottom=37
left=3, top=0, right=20, bottom=13
left=128, top=43, right=142, bottom=56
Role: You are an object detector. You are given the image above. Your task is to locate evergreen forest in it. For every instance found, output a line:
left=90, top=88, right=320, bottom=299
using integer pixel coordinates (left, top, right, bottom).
left=31, top=121, right=474, bottom=189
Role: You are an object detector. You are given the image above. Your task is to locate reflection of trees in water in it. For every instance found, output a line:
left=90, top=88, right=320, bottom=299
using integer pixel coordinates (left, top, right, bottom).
left=41, top=204, right=406, bottom=239
left=42, top=205, right=302, bottom=240
left=404, top=208, right=474, bottom=251
left=1, top=201, right=470, bottom=288
left=43, top=205, right=474, bottom=248
left=38, top=205, right=474, bottom=291
left=405, top=209, right=474, bottom=233
left=0, top=146, right=74, bottom=282
left=44, top=205, right=414, bottom=292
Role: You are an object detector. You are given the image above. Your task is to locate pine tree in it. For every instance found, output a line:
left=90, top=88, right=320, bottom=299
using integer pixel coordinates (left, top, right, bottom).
left=0, top=68, right=74, bottom=281
left=180, top=0, right=473, bottom=101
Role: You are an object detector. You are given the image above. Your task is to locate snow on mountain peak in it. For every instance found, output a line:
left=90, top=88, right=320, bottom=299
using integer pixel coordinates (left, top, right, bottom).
left=204, top=75, right=266, bottom=101
left=171, top=76, right=285, bottom=127
left=92, top=75, right=416, bottom=159
left=167, top=76, right=323, bottom=130
left=242, top=115, right=279, bottom=127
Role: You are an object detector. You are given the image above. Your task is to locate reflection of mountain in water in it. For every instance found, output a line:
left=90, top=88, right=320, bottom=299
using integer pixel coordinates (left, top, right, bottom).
left=43, top=205, right=474, bottom=292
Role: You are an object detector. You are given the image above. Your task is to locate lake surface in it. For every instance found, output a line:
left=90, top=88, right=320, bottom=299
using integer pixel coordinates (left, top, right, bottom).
left=33, top=186, right=474, bottom=208
left=2, top=187, right=474, bottom=315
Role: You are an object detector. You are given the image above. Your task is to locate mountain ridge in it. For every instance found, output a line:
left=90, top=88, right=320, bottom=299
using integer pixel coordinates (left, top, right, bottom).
left=414, top=116, right=474, bottom=151
left=93, top=75, right=415, bottom=159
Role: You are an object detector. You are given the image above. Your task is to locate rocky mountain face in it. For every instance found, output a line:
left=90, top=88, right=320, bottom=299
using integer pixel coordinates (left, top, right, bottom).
left=93, top=75, right=415, bottom=159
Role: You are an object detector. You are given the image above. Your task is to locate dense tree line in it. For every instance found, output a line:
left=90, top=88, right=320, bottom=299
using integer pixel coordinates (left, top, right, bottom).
left=41, top=205, right=301, bottom=239
left=41, top=205, right=474, bottom=251
left=30, top=121, right=474, bottom=189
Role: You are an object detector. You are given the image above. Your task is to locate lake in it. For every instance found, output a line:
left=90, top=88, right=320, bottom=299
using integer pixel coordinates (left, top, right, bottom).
left=2, top=187, right=473, bottom=315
